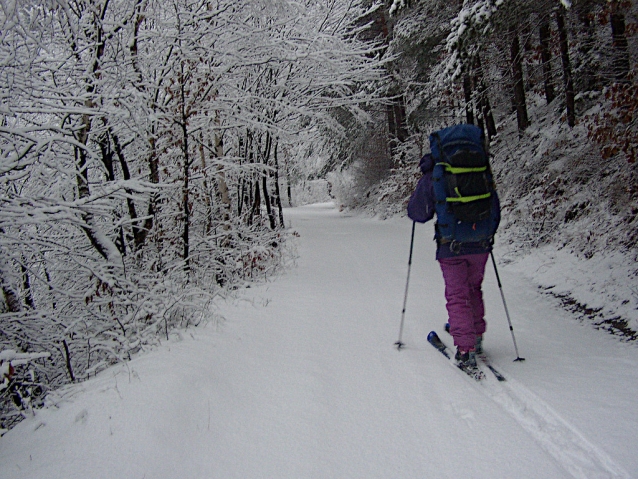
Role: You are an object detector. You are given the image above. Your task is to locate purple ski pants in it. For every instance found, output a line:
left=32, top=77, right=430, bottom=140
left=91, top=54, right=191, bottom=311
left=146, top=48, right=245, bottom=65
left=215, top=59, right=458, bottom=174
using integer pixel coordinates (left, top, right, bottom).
left=438, top=253, right=489, bottom=352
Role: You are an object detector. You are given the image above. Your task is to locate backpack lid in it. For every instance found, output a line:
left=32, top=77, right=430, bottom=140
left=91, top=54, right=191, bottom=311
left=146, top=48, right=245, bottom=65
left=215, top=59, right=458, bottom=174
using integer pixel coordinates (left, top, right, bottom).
left=429, top=124, right=485, bottom=162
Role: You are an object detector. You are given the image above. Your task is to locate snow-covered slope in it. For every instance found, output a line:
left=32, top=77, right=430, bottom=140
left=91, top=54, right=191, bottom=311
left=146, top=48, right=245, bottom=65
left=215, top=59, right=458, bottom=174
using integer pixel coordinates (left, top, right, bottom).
left=491, top=101, right=638, bottom=335
left=0, top=204, right=636, bottom=478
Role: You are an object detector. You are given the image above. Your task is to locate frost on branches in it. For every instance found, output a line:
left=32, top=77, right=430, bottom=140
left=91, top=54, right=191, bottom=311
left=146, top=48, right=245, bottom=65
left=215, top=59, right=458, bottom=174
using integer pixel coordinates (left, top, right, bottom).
left=0, top=0, right=386, bottom=431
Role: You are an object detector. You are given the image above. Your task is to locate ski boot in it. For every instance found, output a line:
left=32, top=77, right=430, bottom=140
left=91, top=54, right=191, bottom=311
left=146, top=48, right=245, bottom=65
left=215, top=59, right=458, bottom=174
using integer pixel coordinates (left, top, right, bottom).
left=455, top=348, right=478, bottom=369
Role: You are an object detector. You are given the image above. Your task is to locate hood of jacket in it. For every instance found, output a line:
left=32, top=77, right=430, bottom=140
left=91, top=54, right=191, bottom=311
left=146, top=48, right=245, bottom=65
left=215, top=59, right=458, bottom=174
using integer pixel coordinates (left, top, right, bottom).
left=419, top=153, right=433, bottom=174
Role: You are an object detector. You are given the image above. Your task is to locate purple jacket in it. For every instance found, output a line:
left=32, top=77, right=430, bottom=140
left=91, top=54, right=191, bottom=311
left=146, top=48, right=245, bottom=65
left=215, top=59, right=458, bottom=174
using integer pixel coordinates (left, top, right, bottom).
left=407, top=154, right=495, bottom=260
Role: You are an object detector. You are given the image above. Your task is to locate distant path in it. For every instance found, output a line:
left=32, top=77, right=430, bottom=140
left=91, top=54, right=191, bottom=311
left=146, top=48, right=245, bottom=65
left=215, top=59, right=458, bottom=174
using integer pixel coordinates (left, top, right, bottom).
left=0, top=203, right=636, bottom=479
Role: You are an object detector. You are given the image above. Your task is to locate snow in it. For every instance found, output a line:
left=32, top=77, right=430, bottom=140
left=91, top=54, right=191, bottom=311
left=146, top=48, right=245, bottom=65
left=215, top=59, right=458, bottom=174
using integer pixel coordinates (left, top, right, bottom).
left=509, top=247, right=638, bottom=327
left=486, top=98, right=638, bottom=334
left=1, top=203, right=637, bottom=478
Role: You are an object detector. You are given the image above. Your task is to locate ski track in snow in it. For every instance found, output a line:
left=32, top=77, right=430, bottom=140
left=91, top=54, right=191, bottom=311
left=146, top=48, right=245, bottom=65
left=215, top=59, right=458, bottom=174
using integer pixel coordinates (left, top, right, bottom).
left=431, top=332, right=629, bottom=479
left=1, top=202, right=637, bottom=479
left=478, top=372, right=631, bottom=479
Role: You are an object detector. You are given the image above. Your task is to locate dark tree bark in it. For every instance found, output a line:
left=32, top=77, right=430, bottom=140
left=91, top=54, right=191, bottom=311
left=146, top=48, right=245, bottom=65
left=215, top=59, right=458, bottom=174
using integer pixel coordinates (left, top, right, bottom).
left=129, top=2, right=158, bottom=249
left=576, top=5, right=599, bottom=92
left=110, top=129, right=147, bottom=250
left=473, top=55, right=497, bottom=140
left=63, top=3, right=125, bottom=264
left=75, top=145, right=113, bottom=261
left=250, top=180, right=261, bottom=223
left=1, top=271, right=22, bottom=313
left=387, top=102, right=396, bottom=135
left=387, top=95, right=408, bottom=152
left=98, top=132, right=128, bottom=256
left=260, top=133, right=276, bottom=230
left=20, top=261, right=35, bottom=310
left=262, top=174, right=276, bottom=230
left=539, top=19, right=556, bottom=104
left=181, top=140, right=191, bottom=274
left=213, top=110, right=231, bottom=227
left=198, top=136, right=213, bottom=236
left=510, top=26, right=530, bottom=133
left=556, top=7, right=576, bottom=127
left=286, top=154, right=292, bottom=208
left=272, top=141, right=285, bottom=228
left=99, top=135, right=115, bottom=182
left=62, top=340, right=75, bottom=382
left=480, top=92, right=497, bottom=141
left=394, top=97, right=408, bottom=143
left=610, top=1, right=630, bottom=82
left=143, top=136, right=159, bottom=243
left=375, top=8, right=407, bottom=155
left=178, top=66, right=191, bottom=273
left=463, top=75, right=474, bottom=125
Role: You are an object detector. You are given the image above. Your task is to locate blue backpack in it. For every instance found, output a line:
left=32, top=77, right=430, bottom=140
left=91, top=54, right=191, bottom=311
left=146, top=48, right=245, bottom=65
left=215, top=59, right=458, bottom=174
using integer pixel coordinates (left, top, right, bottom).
left=430, top=124, right=499, bottom=244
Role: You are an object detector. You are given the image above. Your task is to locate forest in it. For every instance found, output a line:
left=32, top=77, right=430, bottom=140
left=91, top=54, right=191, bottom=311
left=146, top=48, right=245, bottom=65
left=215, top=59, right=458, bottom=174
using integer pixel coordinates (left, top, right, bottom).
left=1, top=0, right=636, bottom=432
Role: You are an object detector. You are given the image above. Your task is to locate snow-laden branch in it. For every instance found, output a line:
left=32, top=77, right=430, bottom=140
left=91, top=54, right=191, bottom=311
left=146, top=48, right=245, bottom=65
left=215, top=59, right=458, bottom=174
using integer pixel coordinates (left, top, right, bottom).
left=0, top=0, right=388, bottom=431
left=443, top=0, right=572, bottom=81
left=1, top=350, right=51, bottom=392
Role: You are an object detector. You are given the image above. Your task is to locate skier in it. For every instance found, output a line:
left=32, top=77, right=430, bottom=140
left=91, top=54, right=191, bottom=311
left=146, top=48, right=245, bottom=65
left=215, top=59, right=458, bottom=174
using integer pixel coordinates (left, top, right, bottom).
left=407, top=128, right=500, bottom=371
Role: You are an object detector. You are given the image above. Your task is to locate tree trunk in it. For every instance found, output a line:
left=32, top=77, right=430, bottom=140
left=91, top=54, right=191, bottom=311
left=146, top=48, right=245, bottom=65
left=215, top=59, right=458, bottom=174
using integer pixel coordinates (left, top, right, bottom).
left=273, top=142, right=285, bottom=228
left=250, top=180, right=261, bottom=223
left=285, top=151, right=292, bottom=208
left=75, top=143, right=119, bottom=262
left=20, top=260, right=35, bottom=310
left=393, top=96, right=408, bottom=143
left=480, top=91, right=497, bottom=141
left=577, top=7, right=599, bottom=91
left=386, top=95, right=408, bottom=162
left=237, top=135, right=244, bottom=217
left=62, top=340, right=75, bottom=382
left=247, top=133, right=255, bottom=225
left=70, top=7, right=122, bottom=265
left=142, top=135, right=159, bottom=244
left=214, top=109, right=231, bottom=226
left=262, top=174, right=276, bottom=230
left=261, top=133, right=276, bottom=230
left=556, top=7, right=576, bottom=127
left=463, top=74, right=474, bottom=125
left=99, top=133, right=128, bottom=256
left=110, top=128, right=147, bottom=250
left=179, top=65, right=191, bottom=274
left=129, top=2, right=158, bottom=249
left=539, top=19, right=556, bottom=104
left=473, top=55, right=497, bottom=140
left=99, top=134, right=115, bottom=182
left=0, top=261, right=22, bottom=313
left=377, top=9, right=407, bottom=153
left=198, top=136, right=214, bottom=236
left=510, top=26, right=530, bottom=133
left=181, top=132, right=190, bottom=274
left=610, top=1, right=630, bottom=82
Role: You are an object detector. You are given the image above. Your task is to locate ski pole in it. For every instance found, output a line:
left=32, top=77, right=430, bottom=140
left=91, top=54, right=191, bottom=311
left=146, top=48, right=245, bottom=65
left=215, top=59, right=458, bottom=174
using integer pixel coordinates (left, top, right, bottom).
left=395, top=221, right=416, bottom=350
left=490, top=251, right=525, bottom=362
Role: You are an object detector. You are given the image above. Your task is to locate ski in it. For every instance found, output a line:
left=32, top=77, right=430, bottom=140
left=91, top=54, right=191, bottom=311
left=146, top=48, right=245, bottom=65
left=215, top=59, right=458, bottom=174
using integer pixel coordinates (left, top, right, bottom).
left=477, top=353, right=507, bottom=382
left=443, top=323, right=507, bottom=382
left=427, top=331, right=485, bottom=381
left=427, top=330, right=451, bottom=359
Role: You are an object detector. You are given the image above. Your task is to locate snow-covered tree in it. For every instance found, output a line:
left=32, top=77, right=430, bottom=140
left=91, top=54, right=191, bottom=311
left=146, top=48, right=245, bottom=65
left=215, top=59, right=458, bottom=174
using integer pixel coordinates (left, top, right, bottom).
left=0, top=0, right=387, bottom=429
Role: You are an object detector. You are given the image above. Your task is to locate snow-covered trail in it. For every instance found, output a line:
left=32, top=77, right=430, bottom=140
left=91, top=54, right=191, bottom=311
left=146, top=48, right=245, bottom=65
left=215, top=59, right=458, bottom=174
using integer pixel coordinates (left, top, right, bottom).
left=1, top=203, right=637, bottom=479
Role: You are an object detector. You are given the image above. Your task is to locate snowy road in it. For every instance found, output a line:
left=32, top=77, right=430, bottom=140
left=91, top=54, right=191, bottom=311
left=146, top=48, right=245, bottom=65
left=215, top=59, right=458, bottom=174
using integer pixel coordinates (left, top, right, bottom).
left=1, top=203, right=637, bottom=478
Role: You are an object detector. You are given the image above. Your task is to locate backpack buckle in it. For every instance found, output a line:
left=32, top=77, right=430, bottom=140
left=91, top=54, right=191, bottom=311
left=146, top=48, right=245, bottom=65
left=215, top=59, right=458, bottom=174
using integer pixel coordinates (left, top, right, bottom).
left=480, top=236, right=495, bottom=249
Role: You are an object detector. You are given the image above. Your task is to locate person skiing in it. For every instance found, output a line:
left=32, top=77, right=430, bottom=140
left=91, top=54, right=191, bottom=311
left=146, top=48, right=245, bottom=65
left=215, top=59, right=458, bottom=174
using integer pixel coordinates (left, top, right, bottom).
left=407, top=124, right=500, bottom=371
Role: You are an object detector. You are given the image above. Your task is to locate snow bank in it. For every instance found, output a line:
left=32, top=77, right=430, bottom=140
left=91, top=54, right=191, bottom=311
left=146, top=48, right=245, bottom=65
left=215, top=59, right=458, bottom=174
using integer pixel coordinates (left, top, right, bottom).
left=491, top=98, right=638, bottom=335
